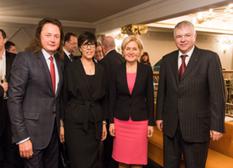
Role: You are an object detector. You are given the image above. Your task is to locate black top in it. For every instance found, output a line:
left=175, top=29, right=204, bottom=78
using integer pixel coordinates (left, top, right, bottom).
left=85, top=74, right=95, bottom=121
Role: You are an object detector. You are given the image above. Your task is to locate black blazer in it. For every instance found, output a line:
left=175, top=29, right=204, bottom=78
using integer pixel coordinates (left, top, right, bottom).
left=156, top=47, right=225, bottom=142
left=110, top=62, right=154, bottom=125
left=8, top=51, right=63, bottom=149
left=0, top=52, right=15, bottom=136
left=63, top=59, right=106, bottom=126
left=100, top=50, right=124, bottom=118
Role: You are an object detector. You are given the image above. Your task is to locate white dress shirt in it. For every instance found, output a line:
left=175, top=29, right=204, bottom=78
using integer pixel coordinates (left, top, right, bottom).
left=42, top=49, right=59, bottom=93
left=178, top=46, right=195, bottom=69
left=0, top=50, right=6, bottom=80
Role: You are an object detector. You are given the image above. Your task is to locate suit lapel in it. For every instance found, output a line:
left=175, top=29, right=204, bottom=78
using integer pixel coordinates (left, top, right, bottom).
left=122, top=64, right=131, bottom=95
left=91, top=63, right=102, bottom=99
left=170, top=51, right=179, bottom=86
left=181, top=47, right=200, bottom=81
left=55, top=56, right=63, bottom=97
left=38, top=52, right=54, bottom=95
left=78, top=59, right=92, bottom=99
left=131, top=62, right=141, bottom=96
left=5, top=53, right=12, bottom=80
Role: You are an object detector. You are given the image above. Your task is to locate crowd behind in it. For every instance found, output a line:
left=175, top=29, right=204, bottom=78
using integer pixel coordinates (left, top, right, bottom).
left=0, top=17, right=225, bottom=168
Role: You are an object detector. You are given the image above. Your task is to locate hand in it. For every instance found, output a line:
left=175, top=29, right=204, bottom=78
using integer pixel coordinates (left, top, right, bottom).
left=60, top=126, right=65, bottom=143
left=101, top=124, right=107, bottom=141
left=148, top=126, right=154, bottom=137
left=210, top=130, right=223, bottom=141
left=109, top=123, right=115, bottom=136
left=0, top=81, right=8, bottom=92
left=18, top=139, right=33, bottom=159
left=156, top=120, right=163, bottom=131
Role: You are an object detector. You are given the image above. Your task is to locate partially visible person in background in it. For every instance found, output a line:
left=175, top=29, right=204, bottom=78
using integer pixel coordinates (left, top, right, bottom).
left=94, top=41, right=104, bottom=63
left=140, top=51, right=151, bottom=66
left=62, top=31, right=107, bottom=168
left=5, top=41, right=17, bottom=54
left=63, top=32, right=78, bottom=64
left=0, top=29, right=23, bottom=168
left=101, top=35, right=124, bottom=168
left=109, top=36, right=154, bottom=168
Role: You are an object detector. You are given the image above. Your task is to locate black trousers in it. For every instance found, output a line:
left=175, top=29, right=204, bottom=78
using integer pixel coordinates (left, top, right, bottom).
left=24, top=125, right=59, bottom=168
left=164, top=126, right=209, bottom=168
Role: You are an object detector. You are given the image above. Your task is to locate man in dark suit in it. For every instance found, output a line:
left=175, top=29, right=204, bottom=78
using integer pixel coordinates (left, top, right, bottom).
left=100, top=36, right=124, bottom=168
left=156, top=20, right=225, bottom=168
left=63, top=32, right=78, bottom=65
left=7, top=18, right=64, bottom=168
left=0, top=29, right=23, bottom=168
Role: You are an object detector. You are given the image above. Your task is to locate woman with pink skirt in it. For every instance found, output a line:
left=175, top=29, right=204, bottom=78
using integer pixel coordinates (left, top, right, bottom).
left=109, top=36, right=155, bottom=168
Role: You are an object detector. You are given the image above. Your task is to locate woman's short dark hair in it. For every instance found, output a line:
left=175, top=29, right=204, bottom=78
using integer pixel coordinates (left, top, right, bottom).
left=78, top=31, right=97, bottom=48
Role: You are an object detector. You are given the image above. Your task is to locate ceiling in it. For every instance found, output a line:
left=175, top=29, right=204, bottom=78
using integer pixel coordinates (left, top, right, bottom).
left=149, top=3, right=233, bottom=34
left=0, top=0, right=150, bottom=22
left=0, top=0, right=231, bottom=34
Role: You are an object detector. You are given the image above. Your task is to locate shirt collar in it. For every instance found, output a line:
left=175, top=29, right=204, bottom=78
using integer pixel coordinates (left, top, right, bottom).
left=178, top=46, right=195, bottom=58
left=105, top=48, right=115, bottom=56
left=63, top=48, right=71, bottom=57
left=42, top=49, right=53, bottom=60
left=0, top=50, right=6, bottom=60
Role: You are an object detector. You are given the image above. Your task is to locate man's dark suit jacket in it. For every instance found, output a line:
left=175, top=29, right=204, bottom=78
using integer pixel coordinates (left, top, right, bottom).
left=156, top=46, right=225, bottom=142
left=63, top=52, right=73, bottom=66
left=110, top=62, right=155, bottom=125
left=100, top=49, right=124, bottom=86
left=100, top=49, right=124, bottom=118
left=8, top=51, right=63, bottom=149
left=0, top=52, right=15, bottom=136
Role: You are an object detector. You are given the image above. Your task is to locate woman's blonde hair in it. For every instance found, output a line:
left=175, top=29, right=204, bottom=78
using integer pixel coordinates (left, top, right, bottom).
left=121, top=35, right=143, bottom=52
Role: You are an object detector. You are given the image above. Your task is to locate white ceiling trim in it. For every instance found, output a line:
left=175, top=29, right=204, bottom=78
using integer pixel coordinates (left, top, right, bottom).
left=0, top=15, right=95, bottom=28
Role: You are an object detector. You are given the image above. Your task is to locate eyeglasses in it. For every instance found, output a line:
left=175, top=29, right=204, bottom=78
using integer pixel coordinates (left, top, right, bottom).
left=81, top=43, right=96, bottom=49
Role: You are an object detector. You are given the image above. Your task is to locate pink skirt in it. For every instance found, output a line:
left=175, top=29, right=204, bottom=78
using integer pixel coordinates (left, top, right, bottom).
left=112, top=118, right=148, bottom=165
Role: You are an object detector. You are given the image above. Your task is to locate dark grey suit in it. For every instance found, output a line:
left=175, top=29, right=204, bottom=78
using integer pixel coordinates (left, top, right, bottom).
left=7, top=51, right=63, bottom=167
left=156, top=47, right=225, bottom=168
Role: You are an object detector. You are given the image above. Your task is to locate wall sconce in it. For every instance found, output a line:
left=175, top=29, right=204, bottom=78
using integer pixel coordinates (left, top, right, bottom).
left=121, top=24, right=148, bottom=35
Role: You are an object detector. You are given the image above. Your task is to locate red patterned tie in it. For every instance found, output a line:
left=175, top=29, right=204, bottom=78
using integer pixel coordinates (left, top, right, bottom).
left=49, top=56, right=56, bottom=95
left=179, top=55, right=187, bottom=80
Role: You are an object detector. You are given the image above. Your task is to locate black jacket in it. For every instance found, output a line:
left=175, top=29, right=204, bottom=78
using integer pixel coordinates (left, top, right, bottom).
left=110, top=62, right=155, bottom=125
left=63, top=59, right=106, bottom=127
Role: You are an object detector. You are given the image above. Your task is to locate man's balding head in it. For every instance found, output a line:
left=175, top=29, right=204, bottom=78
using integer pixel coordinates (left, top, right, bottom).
left=102, top=36, right=116, bottom=54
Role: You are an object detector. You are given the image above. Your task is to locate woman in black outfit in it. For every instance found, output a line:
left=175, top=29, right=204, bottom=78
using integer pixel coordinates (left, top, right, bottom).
left=62, top=32, right=107, bottom=168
